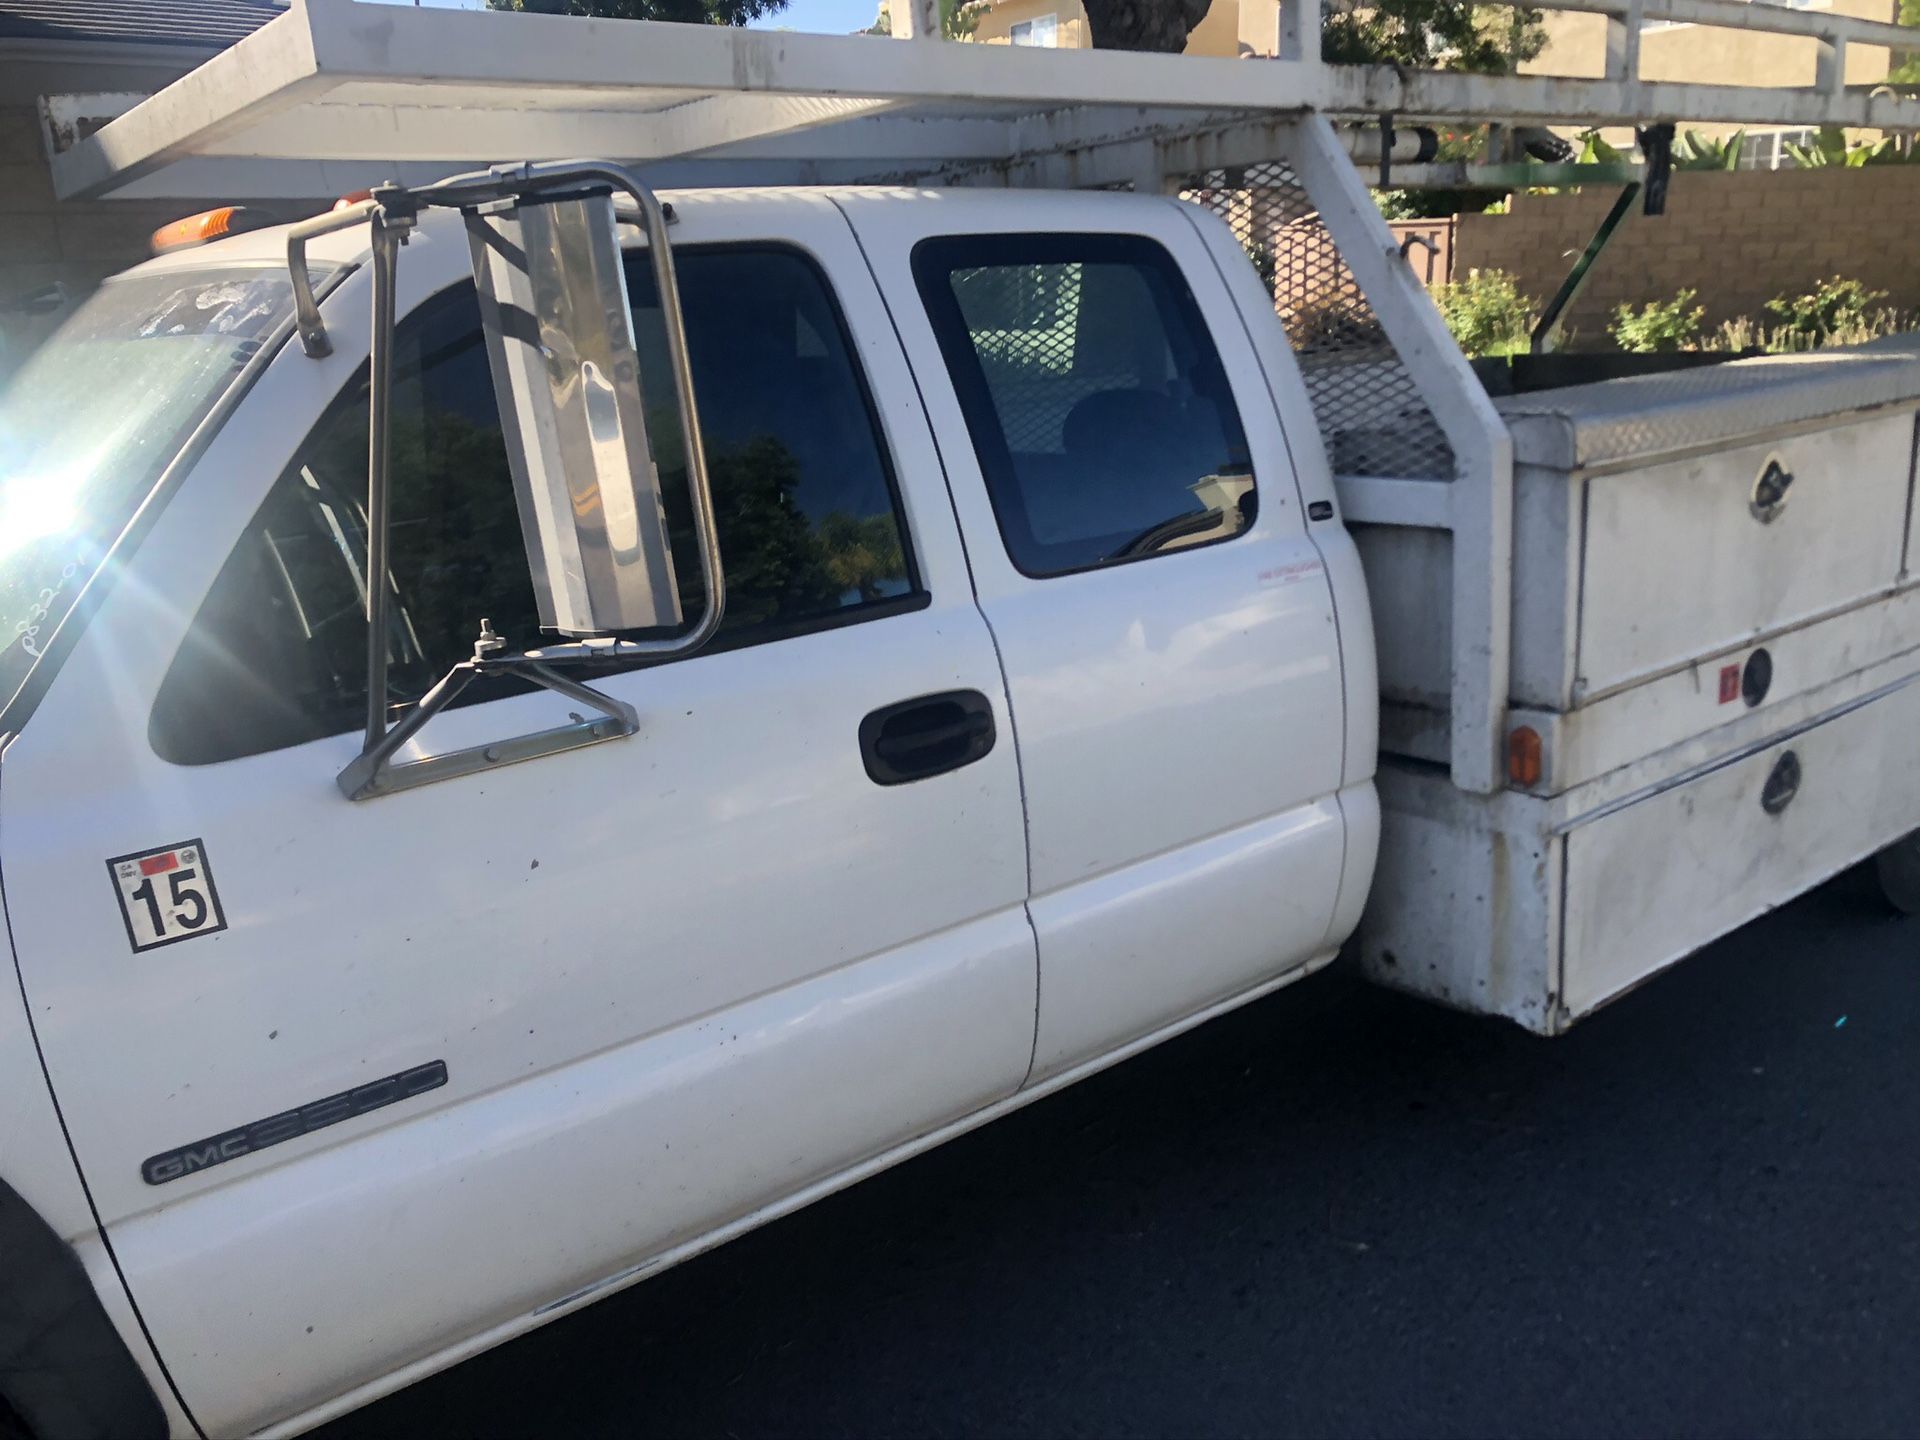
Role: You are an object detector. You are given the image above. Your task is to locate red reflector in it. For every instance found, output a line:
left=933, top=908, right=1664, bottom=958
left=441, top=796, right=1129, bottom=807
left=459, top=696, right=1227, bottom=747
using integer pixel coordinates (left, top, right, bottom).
left=1718, top=663, right=1741, bottom=704
left=138, top=851, right=180, bottom=877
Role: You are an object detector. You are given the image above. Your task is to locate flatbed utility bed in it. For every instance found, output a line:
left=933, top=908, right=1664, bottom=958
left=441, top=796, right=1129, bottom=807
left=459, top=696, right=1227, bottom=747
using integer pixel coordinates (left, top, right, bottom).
left=1359, top=343, right=1920, bottom=1030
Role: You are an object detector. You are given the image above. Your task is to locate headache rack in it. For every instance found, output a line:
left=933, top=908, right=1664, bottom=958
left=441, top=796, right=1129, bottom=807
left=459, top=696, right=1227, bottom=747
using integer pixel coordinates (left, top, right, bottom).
left=44, top=0, right=1920, bottom=796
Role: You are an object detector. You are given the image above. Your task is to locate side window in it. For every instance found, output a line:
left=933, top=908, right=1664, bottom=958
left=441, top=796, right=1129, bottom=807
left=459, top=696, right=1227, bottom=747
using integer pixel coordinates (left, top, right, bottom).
left=153, top=246, right=920, bottom=765
left=913, top=232, right=1256, bottom=578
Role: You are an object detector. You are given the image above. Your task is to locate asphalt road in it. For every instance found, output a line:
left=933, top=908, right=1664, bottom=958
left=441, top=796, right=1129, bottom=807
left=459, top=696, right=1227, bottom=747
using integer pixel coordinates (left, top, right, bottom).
left=320, top=865, right=1920, bottom=1440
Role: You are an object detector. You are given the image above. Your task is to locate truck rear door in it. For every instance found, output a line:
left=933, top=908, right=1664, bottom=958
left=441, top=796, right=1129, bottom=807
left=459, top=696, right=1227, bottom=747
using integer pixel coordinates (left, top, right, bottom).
left=839, top=191, right=1361, bottom=1082
left=0, top=195, right=1036, bottom=1435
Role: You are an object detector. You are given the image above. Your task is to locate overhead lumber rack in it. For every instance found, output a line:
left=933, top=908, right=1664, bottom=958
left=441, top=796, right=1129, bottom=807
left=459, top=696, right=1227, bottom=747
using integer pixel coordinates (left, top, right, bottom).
left=44, top=0, right=1920, bottom=201
left=35, top=0, right=1920, bottom=798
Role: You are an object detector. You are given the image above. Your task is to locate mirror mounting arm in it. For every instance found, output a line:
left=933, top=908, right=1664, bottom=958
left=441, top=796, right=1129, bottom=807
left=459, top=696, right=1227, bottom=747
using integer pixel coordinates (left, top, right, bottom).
left=337, top=623, right=641, bottom=801
left=362, top=205, right=413, bottom=755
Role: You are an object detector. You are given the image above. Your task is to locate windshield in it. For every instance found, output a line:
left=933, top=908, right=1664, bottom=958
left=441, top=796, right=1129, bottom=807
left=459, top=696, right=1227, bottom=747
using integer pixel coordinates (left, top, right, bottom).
left=0, top=266, right=304, bottom=716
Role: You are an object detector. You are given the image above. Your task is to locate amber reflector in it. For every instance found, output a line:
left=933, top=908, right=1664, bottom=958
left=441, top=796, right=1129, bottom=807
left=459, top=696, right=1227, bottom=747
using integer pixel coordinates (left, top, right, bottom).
left=150, top=206, right=248, bottom=254
left=1507, top=726, right=1544, bottom=788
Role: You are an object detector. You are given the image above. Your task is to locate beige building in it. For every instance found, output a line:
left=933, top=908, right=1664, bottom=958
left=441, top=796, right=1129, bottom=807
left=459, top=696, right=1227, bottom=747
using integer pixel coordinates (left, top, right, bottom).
left=952, top=0, right=1904, bottom=167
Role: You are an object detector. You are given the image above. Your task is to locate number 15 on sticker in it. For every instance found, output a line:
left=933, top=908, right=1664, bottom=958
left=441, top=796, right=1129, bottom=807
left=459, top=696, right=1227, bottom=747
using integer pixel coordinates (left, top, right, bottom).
left=108, top=840, right=227, bottom=953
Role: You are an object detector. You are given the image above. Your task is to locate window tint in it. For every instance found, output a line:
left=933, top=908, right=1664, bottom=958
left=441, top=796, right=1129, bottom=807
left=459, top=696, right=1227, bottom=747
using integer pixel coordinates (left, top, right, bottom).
left=914, top=233, right=1255, bottom=578
left=153, top=246, right=919, bottom=765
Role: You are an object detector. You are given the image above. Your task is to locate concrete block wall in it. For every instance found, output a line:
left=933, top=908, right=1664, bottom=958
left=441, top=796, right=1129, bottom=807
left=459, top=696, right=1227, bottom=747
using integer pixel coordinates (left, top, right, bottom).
left=1453, top=167, right=1920, bottom=347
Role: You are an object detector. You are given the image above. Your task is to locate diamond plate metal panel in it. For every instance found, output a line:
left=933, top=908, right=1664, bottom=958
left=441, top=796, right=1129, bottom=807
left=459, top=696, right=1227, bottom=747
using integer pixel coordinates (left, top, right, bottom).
left=1496, top=338, right=1920, bottom=469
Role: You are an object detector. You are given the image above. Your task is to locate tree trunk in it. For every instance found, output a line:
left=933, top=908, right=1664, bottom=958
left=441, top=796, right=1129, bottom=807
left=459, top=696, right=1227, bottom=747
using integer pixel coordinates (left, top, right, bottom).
left=1080, top=0, right=1213, bottom=52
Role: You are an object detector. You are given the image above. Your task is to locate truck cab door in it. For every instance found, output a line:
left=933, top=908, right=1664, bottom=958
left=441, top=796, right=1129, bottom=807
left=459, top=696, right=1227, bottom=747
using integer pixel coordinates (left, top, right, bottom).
left=840, top=192, right=1370, bottom=1082
left=0, top=196, right=1035, bottom=1435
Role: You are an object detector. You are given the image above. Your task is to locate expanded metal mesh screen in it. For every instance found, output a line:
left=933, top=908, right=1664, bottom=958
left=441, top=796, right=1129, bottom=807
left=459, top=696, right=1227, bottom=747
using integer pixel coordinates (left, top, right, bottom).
left=947, top=260, right=1097, bottom=453
left=1179, top=161, right=1456, bottom=482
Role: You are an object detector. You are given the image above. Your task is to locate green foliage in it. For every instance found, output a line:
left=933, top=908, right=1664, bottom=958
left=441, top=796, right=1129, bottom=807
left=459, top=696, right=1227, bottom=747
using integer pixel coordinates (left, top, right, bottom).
left=1322, top=0, right=1546, bottom=74
left=1430, top=268, right=1534, bottom=357
left=485, top=0, right=786, bottom=26
left=1888, top=0, right=1920, bottom=84
left=1573, top=129, right=1627, bottom=164
left=1284, top=297, right=1386, bottom=351
left=1782, top=127, right=1846, bottom=167
left=1765, top=276, right=1893, bottom=349
left=1244, top=242, right=1278, bottom=295
left=1377, top=187, right=1507, bottom=219
left=1701, top=281, right=1913, bottom=355
left=864, top=0, right=981, bottom=40
left=1783, top=126, right=1920, bottom=168
left=694, top=436, right=842, bottom=627
left=1672, top=129, right=1743, bottom=171
left=1608, top=289, right=1705, bottom=353
left=818, top=512, right=909, bottom=600
left=1705, top=315, right=1762, bottom=354
left=1375, top=127, right=1508, bottom=220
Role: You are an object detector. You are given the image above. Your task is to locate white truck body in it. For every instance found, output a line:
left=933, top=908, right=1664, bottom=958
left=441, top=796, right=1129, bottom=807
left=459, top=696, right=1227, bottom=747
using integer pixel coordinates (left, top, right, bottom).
left=3, top=185, right=1377, bottom=1440
left=0, top=3, right=1917, bottom=1436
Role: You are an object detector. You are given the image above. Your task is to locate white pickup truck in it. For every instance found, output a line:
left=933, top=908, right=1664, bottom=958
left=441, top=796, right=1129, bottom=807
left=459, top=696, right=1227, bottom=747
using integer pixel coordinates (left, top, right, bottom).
left=3, top=7, right=1919, bottom=1438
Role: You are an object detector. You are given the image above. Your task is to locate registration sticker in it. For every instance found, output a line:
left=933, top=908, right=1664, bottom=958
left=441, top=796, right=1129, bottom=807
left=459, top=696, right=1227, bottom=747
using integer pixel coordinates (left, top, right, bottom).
left=107, top=839, right=227, bottom=953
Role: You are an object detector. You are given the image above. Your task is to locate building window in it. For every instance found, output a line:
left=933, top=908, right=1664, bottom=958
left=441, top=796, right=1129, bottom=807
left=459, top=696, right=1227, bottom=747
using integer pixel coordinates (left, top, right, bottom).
left=1737, top=127, right=1817, bottom=170
left=1009, top=13, right=1058, bottom=45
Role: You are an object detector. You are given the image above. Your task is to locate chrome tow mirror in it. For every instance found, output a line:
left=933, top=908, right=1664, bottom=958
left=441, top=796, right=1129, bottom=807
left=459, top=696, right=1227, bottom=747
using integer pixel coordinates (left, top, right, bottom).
left=467, top=190, right=679, bottom=636
left=288, top=162, right=725, bottom=801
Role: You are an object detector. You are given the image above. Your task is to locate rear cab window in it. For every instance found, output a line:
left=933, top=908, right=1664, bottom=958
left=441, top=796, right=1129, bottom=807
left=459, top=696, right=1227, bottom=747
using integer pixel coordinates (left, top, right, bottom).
left=152, top=245, right=922, bottom=765
left=912, top=232, right=1256, bottom=578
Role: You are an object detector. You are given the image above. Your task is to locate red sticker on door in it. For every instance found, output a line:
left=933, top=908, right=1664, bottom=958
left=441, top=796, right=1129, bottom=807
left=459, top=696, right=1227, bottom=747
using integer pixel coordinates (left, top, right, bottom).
left=107, top=839, right=227, bottom=953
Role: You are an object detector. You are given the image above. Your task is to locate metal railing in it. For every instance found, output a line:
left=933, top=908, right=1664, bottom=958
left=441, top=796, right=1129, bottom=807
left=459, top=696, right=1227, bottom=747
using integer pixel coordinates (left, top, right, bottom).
left=1289, top=0, right=1919, bottom=86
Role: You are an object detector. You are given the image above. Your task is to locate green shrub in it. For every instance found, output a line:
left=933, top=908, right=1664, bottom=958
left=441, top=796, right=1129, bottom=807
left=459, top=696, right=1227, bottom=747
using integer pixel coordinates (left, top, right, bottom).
left=1284, top=297, right=1386, bottom=351
left=1609, top=289, right=1706, bottom=353
left=1430, top=268, right=1534, bottom=357
left=1765, top=276, right=1892, bottom=350
left=1706, top=315, right=1761, bottom=353
left=1783, top=126, right=1920, bottom=167
left=1573, top=129, right=1627, bottom=164
left=1811, top=307, right=1913, bottom=348
left=1706, top=291, right=1912, bottom=355
left=1673, top=129, right=1744, bottom=171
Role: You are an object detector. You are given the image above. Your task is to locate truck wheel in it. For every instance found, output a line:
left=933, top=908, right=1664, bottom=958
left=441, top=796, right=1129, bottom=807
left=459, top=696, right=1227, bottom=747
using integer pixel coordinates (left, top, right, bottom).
left=1876, top=831, right=1920, bottom=916
left=0, top=1181, right=166, bottom=1440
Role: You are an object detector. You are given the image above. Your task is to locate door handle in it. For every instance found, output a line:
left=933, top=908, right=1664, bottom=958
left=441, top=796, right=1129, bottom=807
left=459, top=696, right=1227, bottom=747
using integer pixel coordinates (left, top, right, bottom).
left=859, top=690, right=997, bottom=786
